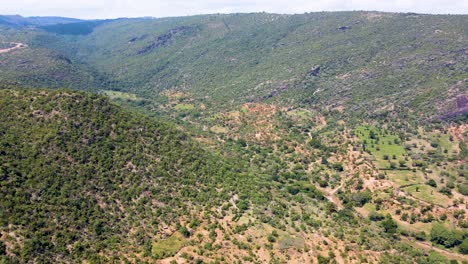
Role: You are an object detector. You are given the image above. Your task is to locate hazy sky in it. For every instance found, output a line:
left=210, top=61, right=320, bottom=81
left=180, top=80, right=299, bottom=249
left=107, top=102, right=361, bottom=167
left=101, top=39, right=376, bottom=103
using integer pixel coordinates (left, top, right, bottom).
left=1, top=0, right=467, bottom=19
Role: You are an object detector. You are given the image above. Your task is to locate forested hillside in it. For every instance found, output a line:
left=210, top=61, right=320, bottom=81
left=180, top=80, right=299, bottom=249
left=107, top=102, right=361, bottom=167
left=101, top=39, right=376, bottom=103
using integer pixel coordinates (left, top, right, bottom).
left=0, top=12, right=466, bottom=118
left=0, top=11, right=467, bottom=263
left=73, top=12, right=467, bottom=118
left=1, top=87, right=465, bottom=263
left=0, top=88, right=260, bottom=262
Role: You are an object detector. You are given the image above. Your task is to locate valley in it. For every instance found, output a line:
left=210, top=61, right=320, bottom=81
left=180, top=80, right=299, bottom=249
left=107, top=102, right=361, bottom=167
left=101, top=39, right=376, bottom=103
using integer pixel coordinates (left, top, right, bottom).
left=0, top=11, right=466, bottom=264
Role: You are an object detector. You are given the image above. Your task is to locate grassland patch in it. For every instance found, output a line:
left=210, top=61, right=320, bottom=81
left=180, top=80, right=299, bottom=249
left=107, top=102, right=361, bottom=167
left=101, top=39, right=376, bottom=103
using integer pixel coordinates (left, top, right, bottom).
left=152, top=232, right=186, bottom=259
left=174, top=103, right=195, bottom=111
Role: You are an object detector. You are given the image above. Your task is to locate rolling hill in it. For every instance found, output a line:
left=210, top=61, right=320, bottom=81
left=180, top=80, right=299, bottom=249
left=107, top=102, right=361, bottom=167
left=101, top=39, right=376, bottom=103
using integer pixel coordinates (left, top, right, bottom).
left=0, top=11, right=464, bottom=119
left=0, top=11, right=467, bottom=263
left=0, top=15, right=82, bottom=27
left=2, top=86, right=465, bottom=263
left=0, top=88, right=262, bottom=262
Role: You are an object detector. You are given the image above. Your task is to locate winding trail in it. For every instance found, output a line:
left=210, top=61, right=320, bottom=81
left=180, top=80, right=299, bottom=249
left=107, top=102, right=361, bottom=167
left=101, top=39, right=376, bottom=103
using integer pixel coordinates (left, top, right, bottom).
left=0, top=42, right=27, bottom=54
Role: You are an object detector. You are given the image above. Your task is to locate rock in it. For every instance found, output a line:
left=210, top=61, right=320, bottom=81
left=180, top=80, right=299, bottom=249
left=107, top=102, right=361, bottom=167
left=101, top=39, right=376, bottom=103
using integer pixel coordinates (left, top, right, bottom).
left=441, top=94, right=468, bottom=120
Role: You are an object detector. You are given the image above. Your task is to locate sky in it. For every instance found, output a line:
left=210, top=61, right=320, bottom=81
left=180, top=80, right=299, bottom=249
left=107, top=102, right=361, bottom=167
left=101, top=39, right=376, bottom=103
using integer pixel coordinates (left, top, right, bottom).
left=1, top=0, right=467, bottom=19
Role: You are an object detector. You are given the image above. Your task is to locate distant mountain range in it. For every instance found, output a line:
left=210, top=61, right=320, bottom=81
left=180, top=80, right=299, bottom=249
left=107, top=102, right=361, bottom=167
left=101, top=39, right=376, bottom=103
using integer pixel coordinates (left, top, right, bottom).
left=0, top=15, right=83, bottom=26
left=0, top=12, right=466, bottom=119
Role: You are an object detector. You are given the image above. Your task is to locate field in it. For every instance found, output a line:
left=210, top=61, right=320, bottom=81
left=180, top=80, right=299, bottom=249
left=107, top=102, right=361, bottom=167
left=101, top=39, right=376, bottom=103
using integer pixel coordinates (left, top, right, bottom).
left=355, top=125, right=406, bottom=168
left=403, top=184, right=451, bottom=207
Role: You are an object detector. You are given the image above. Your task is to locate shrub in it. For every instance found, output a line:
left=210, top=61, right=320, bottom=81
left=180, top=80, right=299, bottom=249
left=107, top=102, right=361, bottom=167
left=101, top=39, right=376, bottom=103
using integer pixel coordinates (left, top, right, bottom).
left=458, top=184, right=468, bottom=196
left=439, top=187, right=452, bottom=196
left=426, top=179, right=437, bottom=188
left=236, top=200, right=249, bottom=211
left=381, top=215, right=397, bottom=234
left=430, top=224, right=462, bottom=248
left=267, top=234, right=276, bottom=243
left=333, top=163, right=344, bottom=172
left=179, top=226, right=190, bottom=238
left=351, top=190, right=372, bottom=207
left=0, top=241, right=5, bottom=255
left=413, top=231, right=426, bottom=241
left=369, top=212, right=385, bottom=222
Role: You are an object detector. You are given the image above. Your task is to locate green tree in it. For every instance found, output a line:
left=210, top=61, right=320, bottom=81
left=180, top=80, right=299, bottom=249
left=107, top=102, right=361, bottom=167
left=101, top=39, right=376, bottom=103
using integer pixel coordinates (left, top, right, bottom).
left=179, top=226, right=190, bottom=238
left=430, top=224, right=461, bottom=248
left=381, top=215, right=397, bottom=234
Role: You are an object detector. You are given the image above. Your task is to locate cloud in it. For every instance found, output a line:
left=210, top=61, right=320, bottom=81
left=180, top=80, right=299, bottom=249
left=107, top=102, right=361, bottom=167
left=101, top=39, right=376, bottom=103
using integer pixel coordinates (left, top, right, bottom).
left=0, top=0, right=467, bottom=19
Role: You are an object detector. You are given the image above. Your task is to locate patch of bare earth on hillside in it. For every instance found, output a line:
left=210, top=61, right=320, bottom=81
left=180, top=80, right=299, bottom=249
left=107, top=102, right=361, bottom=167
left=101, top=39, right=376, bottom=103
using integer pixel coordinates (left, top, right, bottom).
left=0, top=42, right=27, bottom=54
left=214, top=103, right=280, bottom=143
left=159, top=210, right=381, bottom=263
left=448, top=124, right=467, bottom=142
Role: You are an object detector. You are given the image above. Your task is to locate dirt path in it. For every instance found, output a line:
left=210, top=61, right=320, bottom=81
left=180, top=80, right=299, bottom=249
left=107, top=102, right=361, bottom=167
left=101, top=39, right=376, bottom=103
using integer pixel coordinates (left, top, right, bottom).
left=322, top=182, right=345, bottom=209
left=0, top=42, right=27, bottom=54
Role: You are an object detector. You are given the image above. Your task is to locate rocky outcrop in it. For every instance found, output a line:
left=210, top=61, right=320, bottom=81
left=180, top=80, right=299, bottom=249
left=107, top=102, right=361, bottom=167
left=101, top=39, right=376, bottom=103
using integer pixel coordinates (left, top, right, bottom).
left=128, top=34, right=148, bottom=44
left=137, top=26, right=196, bottom=55
left=442, top=95, right=468, bottom=119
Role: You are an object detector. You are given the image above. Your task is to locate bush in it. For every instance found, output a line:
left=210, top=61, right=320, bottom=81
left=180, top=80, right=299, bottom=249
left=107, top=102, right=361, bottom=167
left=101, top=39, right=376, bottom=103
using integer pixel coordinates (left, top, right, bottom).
left=325, top=202, right=338, bottom=214
left=430, top=224, right=462, bottom=248
left=179, top=226, right=190, bottom=238
left=267, top=234, right=276, bottom=243
left=369, top=212, right=385, bottom=222
left=413, top=231, right=426, bottom=241
left=333, top=163, right=344, bottom=172
left=287, top=186, right=300, bottom=195
left=426, top=179, right=437, bottom=188
left=381, top=215, right=397, bottom=234
left=458, top=184, right=468, bottom=196
left=446, top=181, right=455, bottom=189
left=236, top=200, right=249, bottom=211
left=351, top=190, right=372, bottom=207
left=439, top=187, right=452, bottom=196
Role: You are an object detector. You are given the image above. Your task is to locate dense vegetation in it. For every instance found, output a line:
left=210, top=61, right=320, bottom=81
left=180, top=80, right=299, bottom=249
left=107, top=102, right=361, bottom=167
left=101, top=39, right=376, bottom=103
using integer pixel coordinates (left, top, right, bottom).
left=0, top=11, right=466, bottom=263
left=1, top=12, right=466, bottom=120
left=0, top=88, right=262, bottom=262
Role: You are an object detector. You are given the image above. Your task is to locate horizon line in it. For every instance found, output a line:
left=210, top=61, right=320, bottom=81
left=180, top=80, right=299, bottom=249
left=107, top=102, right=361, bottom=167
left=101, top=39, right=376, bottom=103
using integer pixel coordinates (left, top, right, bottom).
left=1, top=10, right=467, bottom=20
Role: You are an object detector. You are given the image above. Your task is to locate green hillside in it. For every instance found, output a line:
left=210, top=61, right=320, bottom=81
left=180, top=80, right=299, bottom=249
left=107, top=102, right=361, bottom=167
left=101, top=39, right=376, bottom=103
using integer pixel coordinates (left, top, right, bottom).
left=0, top=24, right=119, bottom=90
left=0, top=88, right=258, bottom=262
left=55, top=12, right=468, bottom=118
left=1, top=12, right=466, bottom=118
left=0, top=11, right=467, bottom=263
left=2, top=87, right=464, bottom=263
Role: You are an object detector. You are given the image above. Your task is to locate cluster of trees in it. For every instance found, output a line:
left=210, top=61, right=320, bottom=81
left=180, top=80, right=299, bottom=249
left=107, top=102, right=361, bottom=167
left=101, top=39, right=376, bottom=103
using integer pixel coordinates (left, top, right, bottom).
left=430, top=224, right=466, bottom=251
